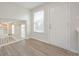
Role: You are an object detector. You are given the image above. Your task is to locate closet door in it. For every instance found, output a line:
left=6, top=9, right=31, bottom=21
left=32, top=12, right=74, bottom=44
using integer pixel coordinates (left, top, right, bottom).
left=49, top=3, right=70, bottom=49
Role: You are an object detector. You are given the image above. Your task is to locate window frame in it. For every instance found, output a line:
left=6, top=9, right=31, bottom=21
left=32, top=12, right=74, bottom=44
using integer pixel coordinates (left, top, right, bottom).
left=33, top=10, right=44, bottom=33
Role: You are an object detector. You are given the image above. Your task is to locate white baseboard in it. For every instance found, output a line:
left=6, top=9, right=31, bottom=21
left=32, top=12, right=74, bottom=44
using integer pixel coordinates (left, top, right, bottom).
left=67, top=48, right=79, bottom=54
left=31, top=37, right=79, bottom=54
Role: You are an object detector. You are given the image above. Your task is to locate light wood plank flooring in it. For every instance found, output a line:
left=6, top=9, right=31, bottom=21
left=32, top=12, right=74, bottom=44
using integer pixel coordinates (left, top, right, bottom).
left=0, top=38, right=78, bottom=56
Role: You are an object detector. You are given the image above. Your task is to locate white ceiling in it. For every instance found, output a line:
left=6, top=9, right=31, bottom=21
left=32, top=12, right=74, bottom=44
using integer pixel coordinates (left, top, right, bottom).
left=15, top=2, right=46, bottom=9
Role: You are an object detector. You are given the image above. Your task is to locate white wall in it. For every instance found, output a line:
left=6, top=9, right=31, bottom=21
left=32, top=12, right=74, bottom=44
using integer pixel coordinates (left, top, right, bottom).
left=31, top=4, right=50, bottom=43
left=0, top=3, right=30, bottom=19
left=70, top=2, right=79, bottom=52
left=31, top=3, right=65, bottom=43
left=31, top=2, right=79, bottom=53
left=0, top=3, right=31, bottom=37
left=31, top=3, right=69, bottom=44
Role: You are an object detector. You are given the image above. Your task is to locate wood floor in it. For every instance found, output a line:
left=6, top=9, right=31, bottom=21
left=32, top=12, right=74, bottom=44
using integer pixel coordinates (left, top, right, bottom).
left=0, top=38, right=78, bottom=56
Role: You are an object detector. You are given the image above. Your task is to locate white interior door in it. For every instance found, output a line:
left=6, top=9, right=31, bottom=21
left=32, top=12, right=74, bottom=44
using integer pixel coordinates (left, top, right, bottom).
left=49, top=4, right=70, bottom=49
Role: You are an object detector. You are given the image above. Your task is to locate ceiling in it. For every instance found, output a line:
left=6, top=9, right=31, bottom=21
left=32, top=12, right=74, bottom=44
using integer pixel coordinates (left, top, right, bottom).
left=14, top=2, right=47, bottom=9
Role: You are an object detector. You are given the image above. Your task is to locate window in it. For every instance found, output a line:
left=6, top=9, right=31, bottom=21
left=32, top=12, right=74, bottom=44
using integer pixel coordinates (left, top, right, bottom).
left=12, top=25, right=15, bottom=34
left=21, top=24, right=25, bottom=38
left=0, top=28, right=4, bottom=36
left=34, top=10, right=44, bottom=33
